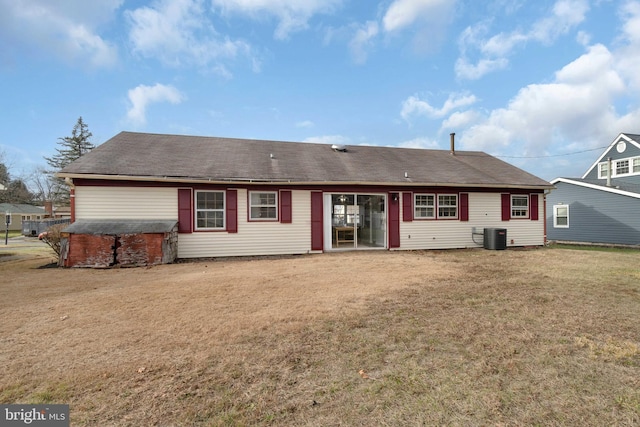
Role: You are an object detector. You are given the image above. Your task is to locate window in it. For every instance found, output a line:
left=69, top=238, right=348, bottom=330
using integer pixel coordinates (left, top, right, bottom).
left=554, top=205, right=569, bottom=228
left=616, top=159, right=629, bottom=175
left=413, top=193, right=458, bottom=219
left=195, top=191, right=225, bottom=229
left=634, top=158, right=640, bottom=173
left=598, top=162, right=609, bottom=179
left=438, top=194, right=458, bottom=218
left=414, top=194, right=435, bottom=218
left=250, top=191, right=277, bottom=220
left=511, top=195, right=529, bottom=218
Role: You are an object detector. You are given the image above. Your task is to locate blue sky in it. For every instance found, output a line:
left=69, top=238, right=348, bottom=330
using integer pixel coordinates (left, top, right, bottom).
left=1, top=0, right=639, bottom=182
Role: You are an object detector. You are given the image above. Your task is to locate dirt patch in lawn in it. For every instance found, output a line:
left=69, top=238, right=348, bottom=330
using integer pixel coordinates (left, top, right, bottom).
left=1, top=248, right=639, bottom=426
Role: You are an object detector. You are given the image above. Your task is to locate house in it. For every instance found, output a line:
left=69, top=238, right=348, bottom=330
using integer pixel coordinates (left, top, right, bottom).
left=546, top=133, right=640, bottom=246
left=0, top=203, right=45, bottom=232
left=57, top=131, right=552, bottom=266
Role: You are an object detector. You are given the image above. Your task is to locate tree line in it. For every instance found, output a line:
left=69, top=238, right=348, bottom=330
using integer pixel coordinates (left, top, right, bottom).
left=1, top=117, right=95, bottom=206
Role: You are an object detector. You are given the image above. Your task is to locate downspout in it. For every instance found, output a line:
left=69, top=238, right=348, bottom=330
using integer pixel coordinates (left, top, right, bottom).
left=65, top=177, right=76, bottom=223
left=543, top=190, right=549, bottom=245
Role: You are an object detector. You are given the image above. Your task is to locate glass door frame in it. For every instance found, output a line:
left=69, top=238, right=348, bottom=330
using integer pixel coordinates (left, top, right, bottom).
left=323, top=192, right=388, bottom=251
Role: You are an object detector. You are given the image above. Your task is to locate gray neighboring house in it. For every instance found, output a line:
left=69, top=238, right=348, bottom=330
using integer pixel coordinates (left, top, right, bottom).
left=546, top=133, right=640, bottom=246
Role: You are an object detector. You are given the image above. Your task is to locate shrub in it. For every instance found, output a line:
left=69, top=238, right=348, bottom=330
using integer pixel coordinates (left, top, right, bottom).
left=38, top=223, right=67, bottom=257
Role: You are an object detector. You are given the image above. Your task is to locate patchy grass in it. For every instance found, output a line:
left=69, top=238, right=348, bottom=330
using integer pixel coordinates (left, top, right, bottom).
left=1, top=248, right=639, bottom=426
left=550, top=242, right=640, bottom=253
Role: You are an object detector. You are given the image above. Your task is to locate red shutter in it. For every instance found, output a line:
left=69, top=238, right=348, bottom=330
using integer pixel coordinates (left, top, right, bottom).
left=389, top=193, right=401, bottom=248
left=530, top=194, right=539, bottom=221
left=460, top=193, right=469, bottom=221
left=311, top=192, right=323, bottom=251
left=280, top=190, right=292, bottom=223
left=402, top=192, right=413, bottom=222
left=226, top=189, right=238, bottom=233
left=501, top=193, right=511, bottom=221
left=178, top=188, right=192, bottom=233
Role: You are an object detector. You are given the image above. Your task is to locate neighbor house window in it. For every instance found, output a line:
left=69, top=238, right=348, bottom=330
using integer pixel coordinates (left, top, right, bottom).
left=511, top=195, right=529, bottom=218
left=633, top=158, right=640, bottom=173
left=195, top=190, right=225, bottom=230
left=616, top=159, right=629, bottom=175
left=438, top=194, right=458, bottom=218
left=249, top=191, right=277, bottom=220
left=598, top=162, right=609, bottom=179
left=414, top=194, right=435, bottom=219
left=554, top=205, right=569, bottom=228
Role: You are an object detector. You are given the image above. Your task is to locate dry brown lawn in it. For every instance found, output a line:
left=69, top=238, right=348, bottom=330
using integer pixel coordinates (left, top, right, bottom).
left=1, top=245, right=639, bottom=426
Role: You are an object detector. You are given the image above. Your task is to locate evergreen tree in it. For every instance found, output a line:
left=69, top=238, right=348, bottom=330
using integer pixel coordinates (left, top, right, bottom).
left=45, top=117, right=95, bottom=170
left=44, top=117, right=95, bottom=204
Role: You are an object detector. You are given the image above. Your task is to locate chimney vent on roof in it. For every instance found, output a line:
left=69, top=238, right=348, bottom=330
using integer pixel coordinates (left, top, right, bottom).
left=331, top=144, right=347, bottom=152
left=450, top=133, right=456, bottom=155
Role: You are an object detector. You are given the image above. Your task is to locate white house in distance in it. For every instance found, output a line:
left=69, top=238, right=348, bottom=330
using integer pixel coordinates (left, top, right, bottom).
left=56, top=131, right=552, bottom=266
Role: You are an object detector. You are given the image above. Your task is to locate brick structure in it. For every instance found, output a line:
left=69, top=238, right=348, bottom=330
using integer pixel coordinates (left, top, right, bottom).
left=59, top=220, right=178, bottom=268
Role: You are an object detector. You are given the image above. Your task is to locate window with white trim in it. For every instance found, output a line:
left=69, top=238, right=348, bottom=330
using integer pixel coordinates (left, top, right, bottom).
left=249, top=191, right=278, bottom=220
left=616, top=159, right=629, bottom=175
left=634, top=158, right=640, bottom=173
left=553, top=205, right=569, bottom=228
left=195, top=190, right=225, bottom=230
left=414, top=194, right=435, bottom=219
left=511, top=195, right=529, bottom=218
left=598, top=162, right=609, bottom=179
left=438, top=194, right=458, bottom=218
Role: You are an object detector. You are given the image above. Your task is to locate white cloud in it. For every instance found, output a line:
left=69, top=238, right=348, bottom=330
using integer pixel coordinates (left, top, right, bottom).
left=0, top=0, right=120, bottom=67
left=456, top=0, right=590, bottom=80
left=296, top=120, right=315, bottom=128
left=397, top=136, right=440, bottom=149
left=126, top=0, right=254, bottom=72
left=349, top=21, right=379, bottom=64
left=616, top=1, right=640, bottom=91
left=303, top=135, right=351, bottom=145
left=401, top=92, right=478, bottom=121
left=454, top=57, right=509, bottom=80
left=441, top=110, right=481, bottom=131
left=460, top=44, right=629, bottom=158
left=127, top=84, right=186, bottom=126
left=530, top=0, right=590, bottom=44
left=211, top=0, right=342, bottom=40
left=382, top=0, right=453, bottom=33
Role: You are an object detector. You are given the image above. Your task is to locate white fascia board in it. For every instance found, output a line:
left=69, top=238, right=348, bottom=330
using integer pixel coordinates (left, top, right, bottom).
left=552, top=177, right=640, bottom=199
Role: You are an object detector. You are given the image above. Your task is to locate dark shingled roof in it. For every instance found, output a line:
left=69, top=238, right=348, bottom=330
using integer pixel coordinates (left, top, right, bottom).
left=63, top=219, right=178, bottom=235
left=59, top=131, right=552, bottom=189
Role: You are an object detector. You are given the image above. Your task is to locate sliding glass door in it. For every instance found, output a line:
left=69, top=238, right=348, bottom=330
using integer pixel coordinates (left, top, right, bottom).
left=325, top=193, right=386, bottom=250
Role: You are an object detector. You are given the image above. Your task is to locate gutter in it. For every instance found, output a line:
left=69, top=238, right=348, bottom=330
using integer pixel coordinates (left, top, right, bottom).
left=58, top=172, right=554, bottom=190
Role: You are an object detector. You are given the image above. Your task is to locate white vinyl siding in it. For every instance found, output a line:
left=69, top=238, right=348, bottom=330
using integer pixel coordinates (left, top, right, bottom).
left=398, top=192, right=545, bottom=250
left=74, top=186, right=177, bottom=219
left=178, top=189, right=311, bottom=258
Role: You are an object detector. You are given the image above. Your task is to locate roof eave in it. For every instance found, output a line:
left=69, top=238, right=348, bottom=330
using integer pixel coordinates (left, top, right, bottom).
left=58, top=172, right=553, bottom=190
